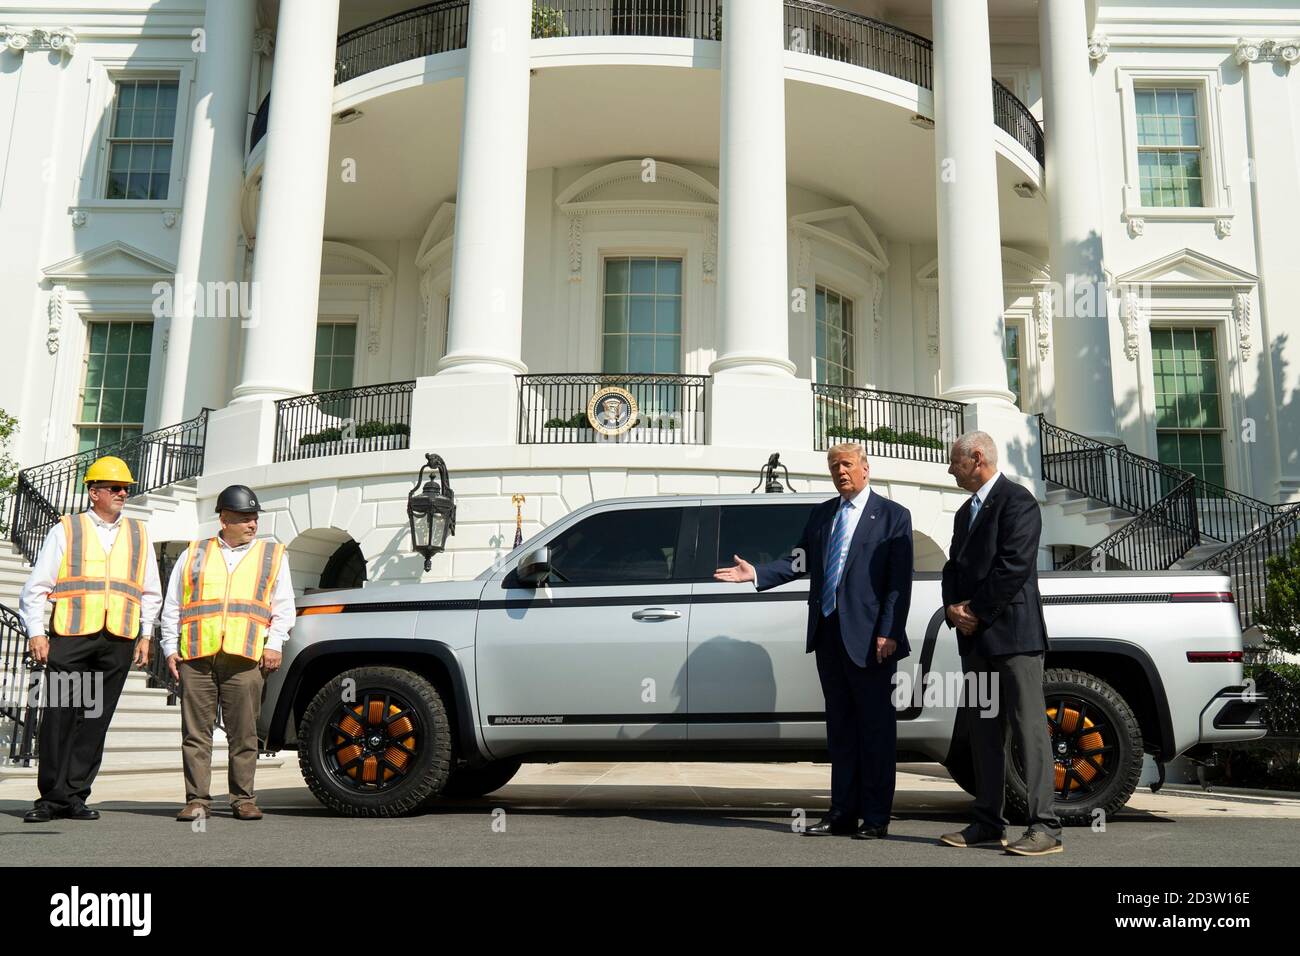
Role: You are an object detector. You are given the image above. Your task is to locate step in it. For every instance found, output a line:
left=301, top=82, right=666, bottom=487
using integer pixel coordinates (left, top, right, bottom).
left=0, top=753, right=284, bottom=779
left=1045, top=487, right=1086, bottom=506
left=1059, top=496, right=1114, bottom=517
left=1082, top=505, right=1128, bottom=526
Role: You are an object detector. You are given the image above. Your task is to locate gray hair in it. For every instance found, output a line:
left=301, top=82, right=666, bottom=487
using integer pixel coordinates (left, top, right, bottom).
left=827, top=442, right=868, bottom=465
left=953, top=430, right=998, bottom=466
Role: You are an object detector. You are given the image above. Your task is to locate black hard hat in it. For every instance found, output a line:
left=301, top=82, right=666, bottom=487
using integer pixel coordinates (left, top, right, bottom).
left=215, top=484, right=263, bottom=514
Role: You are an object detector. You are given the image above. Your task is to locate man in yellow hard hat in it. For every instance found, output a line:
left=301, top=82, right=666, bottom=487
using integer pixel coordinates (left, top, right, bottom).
left=161, top=484, right=294, bottom=822
left=18, top=455, right=162, bottom=823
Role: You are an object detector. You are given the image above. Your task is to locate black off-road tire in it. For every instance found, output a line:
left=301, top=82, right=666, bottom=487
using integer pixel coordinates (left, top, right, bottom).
left=1005, top=667, right=1144, bottom=827
left=298, top=666, right=452, bottom=817
left=438, top=758, right=523, bottom=799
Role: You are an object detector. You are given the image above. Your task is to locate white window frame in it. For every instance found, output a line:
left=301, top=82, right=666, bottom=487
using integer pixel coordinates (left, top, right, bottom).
left=812, top=282, right=858, bottom=388
left=312, top=314, right=364, bottom=393
left=597, top=253, right=687, bottom=375
left=75, top=58, right=195, bottom=211
left=1144, top=319, right=1232, bottom=488
left=1002, top=315, right=1026, bottom=409
left=1115, top=67, right=1233, bottom=225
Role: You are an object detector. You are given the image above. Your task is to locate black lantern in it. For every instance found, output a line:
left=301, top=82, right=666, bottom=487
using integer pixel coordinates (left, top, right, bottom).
left=751, top=453, right=794, bottom=494
left=407, top=453, right=456, bottom=571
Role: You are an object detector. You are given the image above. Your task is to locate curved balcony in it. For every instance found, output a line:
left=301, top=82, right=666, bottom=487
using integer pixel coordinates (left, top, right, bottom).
left=249, top=0, right=1044, bottom=165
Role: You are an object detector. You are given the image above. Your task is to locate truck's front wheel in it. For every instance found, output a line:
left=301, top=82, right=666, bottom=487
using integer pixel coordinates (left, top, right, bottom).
left=298, top=666, right=452, bottom=817
left=1006, top=667, right=1144, bottom=827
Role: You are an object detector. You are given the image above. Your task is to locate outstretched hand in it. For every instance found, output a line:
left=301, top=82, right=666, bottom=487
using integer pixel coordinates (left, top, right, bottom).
left=714, top=554, right=756, bottom=583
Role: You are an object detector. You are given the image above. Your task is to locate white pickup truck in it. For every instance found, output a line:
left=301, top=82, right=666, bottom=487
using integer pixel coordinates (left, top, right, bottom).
left=260, top=492, right=1267, bottom=822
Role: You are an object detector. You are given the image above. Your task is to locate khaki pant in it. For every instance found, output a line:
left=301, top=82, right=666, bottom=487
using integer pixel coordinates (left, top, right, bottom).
left=179, top=651, right=264, bottom=807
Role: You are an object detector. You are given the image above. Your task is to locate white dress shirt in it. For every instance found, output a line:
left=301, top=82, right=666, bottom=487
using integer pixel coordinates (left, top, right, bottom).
left=18, top=508, right=163, bottom=639
left=969, top=471, right=1003, bottom=526
left=159, top=536, right=295, bottom=658
left=751, top=484, right=872, bottom=588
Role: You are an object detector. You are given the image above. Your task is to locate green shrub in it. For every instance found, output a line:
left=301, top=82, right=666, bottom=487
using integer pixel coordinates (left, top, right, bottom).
left=1257, top=536, right=1300, bottom=657
left=543, top=411, right=591, bottom=429
left=824, top=423, right=943, bottom=449
left=298, top=420, right=408, bottom=446
left=532, top=3, right=569, bottom=38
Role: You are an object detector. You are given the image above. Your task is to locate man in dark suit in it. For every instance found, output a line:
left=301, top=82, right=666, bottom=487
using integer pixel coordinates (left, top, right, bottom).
left=715, top=443, right=912, bottom=839
left=939, top=430, right=1062, bottom=856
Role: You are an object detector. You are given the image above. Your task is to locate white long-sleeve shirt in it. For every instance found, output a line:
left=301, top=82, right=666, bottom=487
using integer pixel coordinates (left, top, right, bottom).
left=159, top=536, right=295, bottom=658
left=751, top=484, right=872, bottom=589
left=18, top=508, right=163, bottom=639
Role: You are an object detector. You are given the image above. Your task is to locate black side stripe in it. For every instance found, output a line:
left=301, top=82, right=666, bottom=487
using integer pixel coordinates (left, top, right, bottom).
left=302, top=591, right=1196, bottom=614
left=488, top=712, right=828, bottom=726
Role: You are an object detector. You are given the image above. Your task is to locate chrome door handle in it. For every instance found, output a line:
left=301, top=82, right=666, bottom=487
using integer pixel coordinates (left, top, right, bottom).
left=632, top=607, right=681, bottom=621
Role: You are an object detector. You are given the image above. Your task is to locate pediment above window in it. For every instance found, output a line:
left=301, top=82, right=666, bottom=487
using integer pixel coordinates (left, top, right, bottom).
left=790, top=206, right=888, bottom=273
left=42, top=241, right=176, bottom=285
left=1115, top=248, right=1256, bottom=290
left=556, top=160, right=718, bottom=217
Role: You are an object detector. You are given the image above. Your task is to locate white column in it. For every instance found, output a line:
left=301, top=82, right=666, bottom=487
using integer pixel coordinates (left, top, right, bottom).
left=230, top=0, right=340, bottom=404
left=711, top=0, right=794, bottom=377
left=1039, top=0, right=1118, bottom=442
left=437, top=0, right=531, bottom=376
left=156, top=0, right=256, bottom=423
left=931, top=0, right=1015, bottom=410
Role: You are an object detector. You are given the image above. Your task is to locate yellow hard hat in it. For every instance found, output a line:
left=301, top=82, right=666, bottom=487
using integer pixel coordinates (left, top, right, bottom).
left=83, top=456, right=135, bottom=485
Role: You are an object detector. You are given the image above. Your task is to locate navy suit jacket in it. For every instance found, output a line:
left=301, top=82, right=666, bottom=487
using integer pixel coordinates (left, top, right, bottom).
left=754, top=491, right=913, bottom=668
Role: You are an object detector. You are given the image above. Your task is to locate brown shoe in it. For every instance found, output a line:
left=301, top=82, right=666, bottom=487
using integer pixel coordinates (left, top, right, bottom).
left=176, top=801, right=209, bottom=822
left=231, top=801, right=263, bottom=821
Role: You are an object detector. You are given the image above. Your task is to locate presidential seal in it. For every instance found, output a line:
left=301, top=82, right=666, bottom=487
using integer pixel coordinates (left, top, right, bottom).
left=587, top=386, right=638, bottom=437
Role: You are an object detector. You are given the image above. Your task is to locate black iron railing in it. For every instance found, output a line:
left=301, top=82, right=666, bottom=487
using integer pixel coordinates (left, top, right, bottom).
left=317, top=0, right=1044, bottom=168
left=9, top=410, right=210, bottom=565
left=274, top=381, right=415, bottom=463
left=1061, top=475, right=1199, bottom=572
left=1039, top=416, right=1190, bottom=518
left=335, top=0, right=471, bottom=84
left=1191, top=477, right=1283, bottom=544
left=518, top=372, right=708, bottom=444
left=0, top=603, right=41, bottom=766
left=1195, top=504, right=1300, bottom=631
left=249, top=92, right=270, bottom=153
left=812, top=384, right=964, bottom=464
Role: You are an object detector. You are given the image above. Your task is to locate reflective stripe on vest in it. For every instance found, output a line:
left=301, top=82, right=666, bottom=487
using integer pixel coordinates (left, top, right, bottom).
left=178, top=537, right=284, bottom=662
left=50, top=513, right=148, bottom=638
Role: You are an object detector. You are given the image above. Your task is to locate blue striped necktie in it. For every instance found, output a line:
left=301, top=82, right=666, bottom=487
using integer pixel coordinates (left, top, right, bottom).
left=968, top=494, right=981, bottom=529
left=822, top=499, right=852, bottom=616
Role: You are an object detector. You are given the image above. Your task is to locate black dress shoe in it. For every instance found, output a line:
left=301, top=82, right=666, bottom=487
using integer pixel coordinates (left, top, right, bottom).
left=64, top=806, right=100, bottom=821
left=24, top=806, right=56, bottom=823
left=805, top=814, right=857, bottom=836
left=852, top=823, right=889, bottom=840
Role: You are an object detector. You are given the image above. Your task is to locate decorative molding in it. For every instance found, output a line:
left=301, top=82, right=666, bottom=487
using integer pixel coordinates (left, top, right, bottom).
left=1121, top=289, right=1143, bottom=361
left=161, top=330, right=170, bottom=354
left=1234, top=38, right=1300, bottom=68
left=1215, top=217, right=1232, bottom=239
left=71, top=210, right=88, bottom=228
left=2, top=27, right=77, bottom=58
left=161, top=210, right=178, bottom=229
left=567, top=215, right=583, bottom=282
left=795, top=234, right=812, bottom=290
left=1035, top=285, right=1053, bottom=361
left=703, top=217, right=717, bottom=284
left=871, top=272, right=883, bottom=341
left=1087, top=33, right=1110, bottom=62
left=367, top=286, right=382, bottom=355
left=252, top=28, right=275, bottom=57
left=926, top=293, right=939, bottom=356
left=1126, top=215, right=1145, bottom=238
left=1235, top=290, right=1253, bottom=360
left=46, top=285, right=65, bottom=355
left=418, top=269, right=433, bottom=341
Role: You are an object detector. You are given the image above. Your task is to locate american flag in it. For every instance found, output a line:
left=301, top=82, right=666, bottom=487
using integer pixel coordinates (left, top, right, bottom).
left=513, top=524, right=523, bottom=548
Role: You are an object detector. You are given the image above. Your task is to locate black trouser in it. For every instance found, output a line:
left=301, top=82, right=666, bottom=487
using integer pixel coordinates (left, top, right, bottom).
left=813, top=610, right=898, bottom=827
left=960, top=647, right=1061, bottom=839
left=35, top=630, right=135, bottom=812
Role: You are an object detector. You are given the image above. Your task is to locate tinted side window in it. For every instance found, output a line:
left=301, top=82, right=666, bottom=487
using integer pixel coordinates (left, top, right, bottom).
left=718, top=504, right=815, bottom=567
left=547, top=508, right=684, bottom=584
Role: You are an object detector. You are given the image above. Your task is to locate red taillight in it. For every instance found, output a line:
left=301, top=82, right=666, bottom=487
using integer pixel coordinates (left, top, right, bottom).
left=1170, top=592, right=1235, bottom=603
left=1186, top=651, right=1244, bottom=663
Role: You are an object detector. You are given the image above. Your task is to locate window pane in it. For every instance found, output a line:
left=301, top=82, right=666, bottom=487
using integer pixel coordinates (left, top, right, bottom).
left=547, top=508, right=683, bottom=584
left=628, top=335, right=654, bottom=372
left=108, top=324, right=132, bottom=354
left=603, top=296, right=627, bottom=333
left=718, top=504, right=815, bottom=566
left=602, top=334, right=626, bottom=373
left=655, top=298, right=680, bottom=334
left=629, top=258, right=655, bottom=294
left=126, top=356, right=149, bottom=388
left=331, top=357, right=354, bottom=389
left=334, top=323, right=356, bottom=355
left=104, top=355, right=129, bottom=388
left=123, top=389, right=147, bottom=422
left=605, top=258, right=629, bottom=294
left=315, top=324, right=333, bottom=352
left=657, top=258, right=682, bottom=294
left=654, top=336, right=679, bottom=373
left=312, top=356, right=331, bottom=391
left=629, top=296, right=654, bottom=333
left=100, top=390, right=125, bottom=422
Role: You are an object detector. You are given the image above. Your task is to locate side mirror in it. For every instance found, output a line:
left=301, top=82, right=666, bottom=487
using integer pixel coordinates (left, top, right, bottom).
left=517, top=547, right=552, bottom=586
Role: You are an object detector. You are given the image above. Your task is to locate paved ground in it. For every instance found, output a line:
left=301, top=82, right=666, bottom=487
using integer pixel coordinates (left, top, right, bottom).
left=3, top=761, right=1298, bottom=866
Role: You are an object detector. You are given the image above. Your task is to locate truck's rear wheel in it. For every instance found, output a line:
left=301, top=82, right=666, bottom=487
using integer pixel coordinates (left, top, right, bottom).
left=439, top=759, right=523, bottom=799
left=1006, top=667, right=1143, bottom=827
left=298, top=666, right=452, bottom=817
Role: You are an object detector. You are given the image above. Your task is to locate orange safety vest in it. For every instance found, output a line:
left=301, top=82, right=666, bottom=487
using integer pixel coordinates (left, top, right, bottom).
left=50, top=513, right=148, bottom=638
left=178, top=537, right=286, bottom=661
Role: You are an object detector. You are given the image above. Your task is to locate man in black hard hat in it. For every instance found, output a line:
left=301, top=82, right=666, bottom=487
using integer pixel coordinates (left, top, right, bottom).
left=159, top=485, right=294, bottom=821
